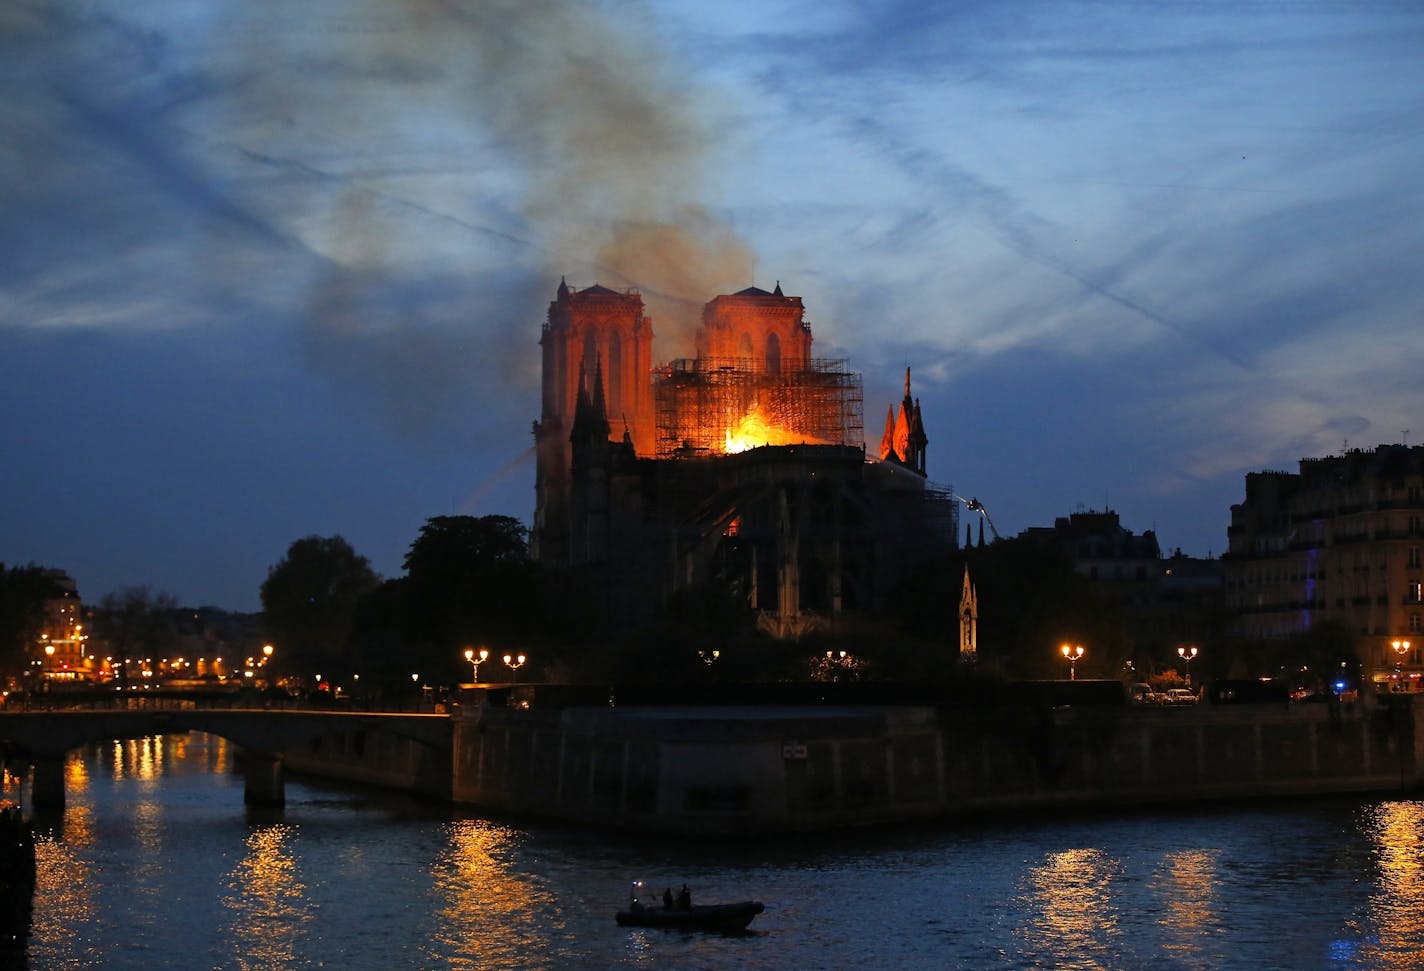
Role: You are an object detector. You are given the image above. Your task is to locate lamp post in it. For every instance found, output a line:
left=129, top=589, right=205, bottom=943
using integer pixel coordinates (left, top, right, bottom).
left=1393, top=639, right=1412, bottom=675
left=261, top=643, right=275, bottom=689
left=1177, top=645, right=1199, bottom=686
left=464, top=647, right=489, bottom=682
left=503, top=653, right=526, bottom=679
left=1060, top=643, right=1084, bottom=680
left=699, top=650, right=720, bottom=666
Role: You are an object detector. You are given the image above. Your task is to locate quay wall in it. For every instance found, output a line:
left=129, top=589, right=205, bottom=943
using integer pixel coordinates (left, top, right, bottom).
left=446, top=698, right=1423, bottom=835
left=279, top=721, right=453, bottom=800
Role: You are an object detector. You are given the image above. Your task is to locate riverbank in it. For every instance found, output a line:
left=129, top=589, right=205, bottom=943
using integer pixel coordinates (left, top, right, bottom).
left=274, top=686, right=1421, bottom=836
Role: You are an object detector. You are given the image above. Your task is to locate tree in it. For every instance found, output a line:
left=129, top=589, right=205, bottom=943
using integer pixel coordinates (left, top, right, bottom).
left=399, top=515, right=541, bottom=681
left=95, top=586, right=179, bottom=685
left=403, top=515, right=528, bottom=576
left=0, top=564, right=66, bottom=686
left=260, top=536, right=380, bottom=681
left=885, top=538, right=1133, bottom=681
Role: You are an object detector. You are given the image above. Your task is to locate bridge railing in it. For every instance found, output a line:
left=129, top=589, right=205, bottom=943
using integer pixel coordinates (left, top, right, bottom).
left=2, top=692, right=454, bottom=716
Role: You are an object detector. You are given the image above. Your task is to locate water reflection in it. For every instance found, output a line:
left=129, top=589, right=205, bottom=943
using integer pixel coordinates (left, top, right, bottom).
left=429, top=819, right=567, bottom=969
left=222, top=824, right=311, bottom=971
left=109, top=737, right=165, bottom=783
left=1152, top=849, right=1218, bottom=961
left=1357, top=801, right=1424, bottom=967
left=1018, top=847, right=1122, bottom=968
left=31, top=823, right=97, bottom=957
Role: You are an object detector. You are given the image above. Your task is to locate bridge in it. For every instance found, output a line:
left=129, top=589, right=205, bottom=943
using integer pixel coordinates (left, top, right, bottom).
left=0, top=706, right=453, bottom=810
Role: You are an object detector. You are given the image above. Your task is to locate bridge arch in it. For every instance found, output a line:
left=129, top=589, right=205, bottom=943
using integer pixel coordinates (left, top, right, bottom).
left=0, top=709, right=452, bottom=810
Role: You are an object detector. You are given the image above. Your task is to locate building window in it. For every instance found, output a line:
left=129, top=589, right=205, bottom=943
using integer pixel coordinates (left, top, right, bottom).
left=766, top=332, right=781, bottom=374
left=1412, top=582, right=1424, bottom=604
left=1411, top=547, right=1422, bottom=569
left=1412, top=613, right=1422, bottom=634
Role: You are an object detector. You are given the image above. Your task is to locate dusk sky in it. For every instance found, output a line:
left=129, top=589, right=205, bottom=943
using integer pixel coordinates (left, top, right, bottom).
left=4, top=0, right=1422, bottom=612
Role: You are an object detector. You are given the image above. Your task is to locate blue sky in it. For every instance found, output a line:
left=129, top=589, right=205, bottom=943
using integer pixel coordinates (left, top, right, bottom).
left=3, top=0, right=1422, bottom=611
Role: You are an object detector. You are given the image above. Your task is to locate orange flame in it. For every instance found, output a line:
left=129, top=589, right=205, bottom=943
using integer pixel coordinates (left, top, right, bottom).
left=723, top=404, right=814, bottom=453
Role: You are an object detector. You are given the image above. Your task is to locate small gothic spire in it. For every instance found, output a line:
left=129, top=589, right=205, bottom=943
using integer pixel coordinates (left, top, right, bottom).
left=591, top=353, right=608, bottom=422
left=880, top=405, right=897, bottom=461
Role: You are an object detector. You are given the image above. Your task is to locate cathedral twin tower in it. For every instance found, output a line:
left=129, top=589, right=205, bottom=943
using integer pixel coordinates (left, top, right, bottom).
left=532, top=278, right=934, bottom=633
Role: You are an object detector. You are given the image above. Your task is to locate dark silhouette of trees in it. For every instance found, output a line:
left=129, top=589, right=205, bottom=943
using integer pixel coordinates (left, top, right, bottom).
left=344, top=515, right=606, bottom=691
left=260, top=535, right=380, bottom=682
left=0, top=565, right=65, bottom=685
left=887, top=537, right=1133, bottom=682
left=94, top=586, right=179, bottom=686
left=398, top=515, right=542, bottom=681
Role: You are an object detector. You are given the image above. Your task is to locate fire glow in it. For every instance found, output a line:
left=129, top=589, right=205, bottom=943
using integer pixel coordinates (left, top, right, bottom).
left=723, top=403, right=822, bottom=454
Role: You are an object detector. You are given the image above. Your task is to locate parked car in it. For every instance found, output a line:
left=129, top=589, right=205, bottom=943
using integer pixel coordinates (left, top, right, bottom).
left=1128, top=683, right=1162, bottom=705
left=1163, top=688, right=1199, bottom=706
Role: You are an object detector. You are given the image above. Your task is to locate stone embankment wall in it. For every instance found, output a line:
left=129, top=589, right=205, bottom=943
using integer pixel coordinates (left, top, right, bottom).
left=448, top=698, right=1422, bottom=835
left=280, top=723, right=453, bottom=800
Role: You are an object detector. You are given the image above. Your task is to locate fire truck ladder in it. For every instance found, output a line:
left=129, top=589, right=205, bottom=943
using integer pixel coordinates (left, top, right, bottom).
left=958, top=496, right=1001, bottom=541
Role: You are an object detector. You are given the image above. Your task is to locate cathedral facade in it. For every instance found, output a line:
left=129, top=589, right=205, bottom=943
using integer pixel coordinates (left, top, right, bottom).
left=532, top=280, right=957, bottom=636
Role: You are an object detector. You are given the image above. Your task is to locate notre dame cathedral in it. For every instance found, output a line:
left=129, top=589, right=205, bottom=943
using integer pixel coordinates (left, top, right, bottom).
left=532, top=279, right=955, bottom=638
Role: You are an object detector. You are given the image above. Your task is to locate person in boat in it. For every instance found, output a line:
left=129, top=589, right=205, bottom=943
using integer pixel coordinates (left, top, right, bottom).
left=662, top=888, right=674, bottom=909
left=677, top=885, right=691, bottom=910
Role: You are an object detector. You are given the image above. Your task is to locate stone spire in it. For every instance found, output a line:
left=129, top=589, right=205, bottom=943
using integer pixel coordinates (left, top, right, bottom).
left=879, top=406, right=898, bottom=462
left=959, top=564, right=978, bottom=663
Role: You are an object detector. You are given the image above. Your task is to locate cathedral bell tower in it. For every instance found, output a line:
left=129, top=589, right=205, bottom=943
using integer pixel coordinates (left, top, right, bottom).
left=533, top=279, right=654, bottom=564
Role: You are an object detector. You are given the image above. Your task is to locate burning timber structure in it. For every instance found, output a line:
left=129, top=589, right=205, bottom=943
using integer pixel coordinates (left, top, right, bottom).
left=532, top=280, right=957, bottom=637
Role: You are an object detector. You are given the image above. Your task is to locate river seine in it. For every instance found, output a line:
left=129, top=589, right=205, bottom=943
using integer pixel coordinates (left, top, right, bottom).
left=9, top=732, right=1424, bottom=970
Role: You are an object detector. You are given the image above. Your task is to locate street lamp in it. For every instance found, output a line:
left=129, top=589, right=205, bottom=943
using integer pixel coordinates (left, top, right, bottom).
left=503, top=653, right=526, bottom=678
left=1393, top=639, right=1412, bottom=673
left=464, top=647, right=489, bottom=682
left=1060, top=643, right=1084, bottom=680
left=699, top=650, right=720, bottom=666
left=1177, top=645, right=1199, bottom=686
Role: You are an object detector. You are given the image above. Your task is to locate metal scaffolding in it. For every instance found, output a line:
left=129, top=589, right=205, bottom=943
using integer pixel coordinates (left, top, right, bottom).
left=652, top=357, right=864, bottom=458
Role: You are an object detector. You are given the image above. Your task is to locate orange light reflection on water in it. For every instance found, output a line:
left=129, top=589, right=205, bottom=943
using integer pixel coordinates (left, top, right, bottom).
left=1151, top=849, right=1218, bottom=962
left=32, top=827, right=97, bottom=945
left=428, top=819, right=565, bottom=969
left=1019, top=847, right=1122, bottom=967
left=222, top=824, right=311, bottom=970
left=1357, top=801, right=1424, bottom=967
left=64, top=752, right=90, bottom=796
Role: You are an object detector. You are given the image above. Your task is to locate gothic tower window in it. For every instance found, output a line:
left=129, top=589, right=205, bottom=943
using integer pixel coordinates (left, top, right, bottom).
left=767, top=332, right=781, bottom=374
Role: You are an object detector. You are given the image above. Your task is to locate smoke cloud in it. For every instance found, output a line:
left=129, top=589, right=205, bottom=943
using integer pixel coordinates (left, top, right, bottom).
left=309, top=0, right=758, bottom=363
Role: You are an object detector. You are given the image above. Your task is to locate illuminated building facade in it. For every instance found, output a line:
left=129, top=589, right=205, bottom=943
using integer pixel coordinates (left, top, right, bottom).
left=533, top=280, right=957, bottom=636
left=1224, top=444, right=1424, bottom=691
left=32, top=569, right=92, bottom=683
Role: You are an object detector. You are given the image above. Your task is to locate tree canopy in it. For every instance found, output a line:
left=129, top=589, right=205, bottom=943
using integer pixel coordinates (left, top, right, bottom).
left=398, top=515, right=539, bottom=666
left=260, top=535, right=380, bottom=677
left=402, top=515, right=528, bottom=576
left=0, top=564, right=67, bottom=682
left=95, top=586, right=179, bottom=684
